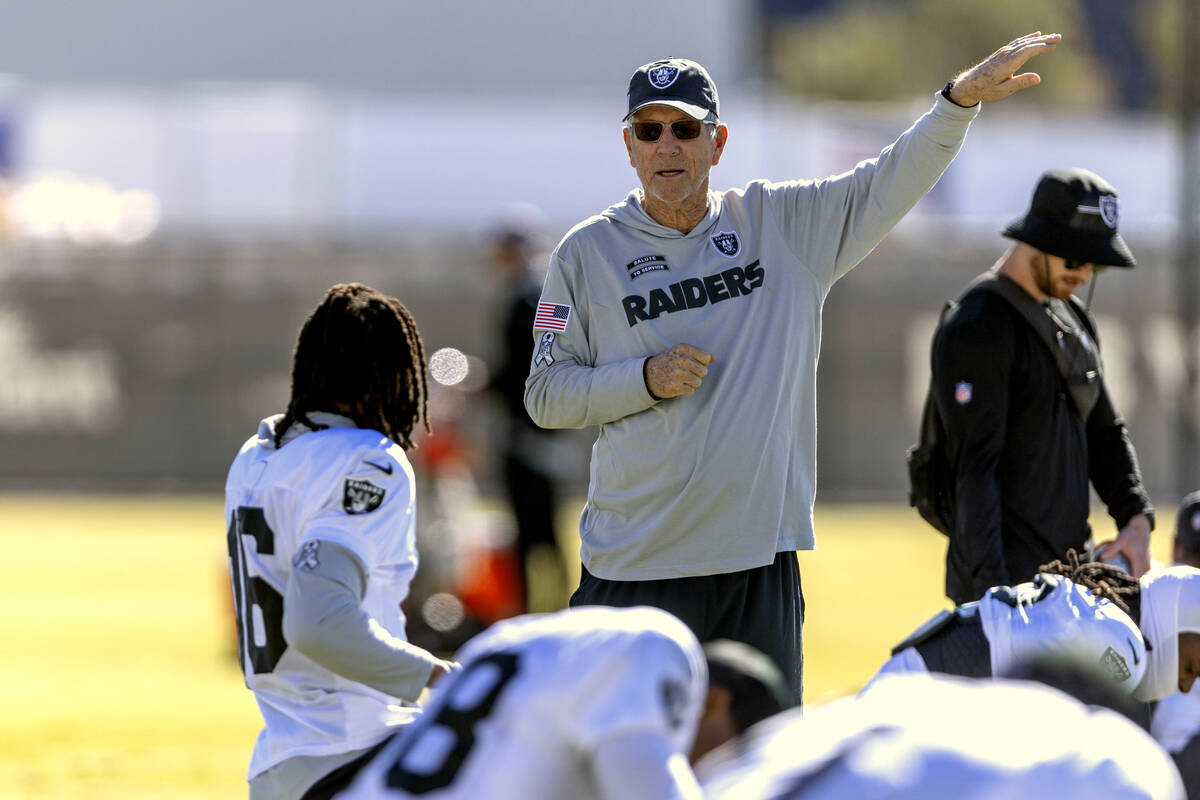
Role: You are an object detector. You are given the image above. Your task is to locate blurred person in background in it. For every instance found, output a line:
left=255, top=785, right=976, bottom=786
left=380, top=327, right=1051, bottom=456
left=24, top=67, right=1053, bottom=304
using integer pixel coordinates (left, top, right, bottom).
left=484, top=204, right=570, bottom=613
left=870, top=553, right=1200, bottom=709
left=929, top=167, right=1154, bottom=605
left=1153, top=492, right=1200, bottom=798
left=226, top=283, right=456, bottom=800
left=524, top=33, right=1061, bottom=705
left=335, top=609, right=789, bottom=800
left=697, top=671, right=1184, bottom=799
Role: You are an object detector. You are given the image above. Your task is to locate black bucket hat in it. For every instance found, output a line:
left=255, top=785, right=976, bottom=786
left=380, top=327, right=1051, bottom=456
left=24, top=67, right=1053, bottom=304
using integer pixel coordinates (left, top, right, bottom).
left=624, top=58, right=719, bottom=122
left=1002, top=167, right=1136, bottom=267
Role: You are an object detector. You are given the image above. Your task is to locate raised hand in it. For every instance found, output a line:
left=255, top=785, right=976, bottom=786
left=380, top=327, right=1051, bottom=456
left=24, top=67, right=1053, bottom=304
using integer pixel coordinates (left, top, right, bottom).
left=948, top=32, right=1062, bottom=106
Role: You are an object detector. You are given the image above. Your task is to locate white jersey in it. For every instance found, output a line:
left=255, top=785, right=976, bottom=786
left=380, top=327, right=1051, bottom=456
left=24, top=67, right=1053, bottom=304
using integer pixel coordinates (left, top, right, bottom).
left=699, top=673, right=1183, bottom=799
left=225, top=413, right=423, bottom=780
left=336, top=606, right=707, bottom=800
left=977, top=575, right=1146, bottom=692
left=874, top=575, right=1147, bottom=694
left=1154, top=688, right=1200, bottom=753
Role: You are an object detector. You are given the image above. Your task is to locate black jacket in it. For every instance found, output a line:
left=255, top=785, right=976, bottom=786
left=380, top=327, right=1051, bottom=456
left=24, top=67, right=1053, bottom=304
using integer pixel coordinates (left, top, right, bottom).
left=933, top=279, right=1153, bottom=604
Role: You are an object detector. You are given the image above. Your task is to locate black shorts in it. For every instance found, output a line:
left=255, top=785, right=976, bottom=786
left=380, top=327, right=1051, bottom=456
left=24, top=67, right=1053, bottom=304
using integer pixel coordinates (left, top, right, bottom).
left=570, top=552, right=805, bottom=706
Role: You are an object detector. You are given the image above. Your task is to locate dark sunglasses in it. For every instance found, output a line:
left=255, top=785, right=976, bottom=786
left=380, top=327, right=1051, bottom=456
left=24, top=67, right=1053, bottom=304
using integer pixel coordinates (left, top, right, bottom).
left=629, top=119, right=713, bottom=142
left=1064, top=259, right=1090, bottom=270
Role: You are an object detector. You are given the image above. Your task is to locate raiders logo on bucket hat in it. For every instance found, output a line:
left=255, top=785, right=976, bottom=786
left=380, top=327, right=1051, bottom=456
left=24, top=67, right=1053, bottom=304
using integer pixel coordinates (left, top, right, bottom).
left=1002, top=167, right=1136, bottom=267
left=624, top=58, right=719, bottom=122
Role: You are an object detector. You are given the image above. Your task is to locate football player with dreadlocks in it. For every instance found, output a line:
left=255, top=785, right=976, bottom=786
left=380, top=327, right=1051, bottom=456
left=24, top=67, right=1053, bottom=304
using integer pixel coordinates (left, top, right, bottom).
left=869, top=552, right=1200, bottom=705
left=225, top=283, right=457, bottom=800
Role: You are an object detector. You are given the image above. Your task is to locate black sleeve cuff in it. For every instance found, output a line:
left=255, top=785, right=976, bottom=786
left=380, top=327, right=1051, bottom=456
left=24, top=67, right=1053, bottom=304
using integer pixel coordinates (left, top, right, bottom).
left=941, top=80, right=978, bottom=109
left=643, top=357, right=663, bottom=401
left=1114, top=505, right=1155, bottom=532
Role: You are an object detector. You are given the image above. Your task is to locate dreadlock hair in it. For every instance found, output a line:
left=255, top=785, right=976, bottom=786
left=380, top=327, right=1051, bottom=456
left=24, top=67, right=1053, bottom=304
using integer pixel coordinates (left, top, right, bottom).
left=275, top=282, right=430, bottom=451
left=1037, top=548, right=1142, bottom=623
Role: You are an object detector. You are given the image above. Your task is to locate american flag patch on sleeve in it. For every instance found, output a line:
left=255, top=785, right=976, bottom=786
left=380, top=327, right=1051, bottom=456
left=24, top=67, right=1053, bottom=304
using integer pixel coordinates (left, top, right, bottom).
left=534, top=302, right=572, bottom=332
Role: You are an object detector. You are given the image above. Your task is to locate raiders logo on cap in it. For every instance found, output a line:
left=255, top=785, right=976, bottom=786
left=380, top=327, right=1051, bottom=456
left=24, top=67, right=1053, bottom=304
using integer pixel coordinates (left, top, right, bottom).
left=648, top=65, right=679, bottom=89
left=1099, top=195, right=1118, bottom=229
left=711, top=231, right=740, bottom=258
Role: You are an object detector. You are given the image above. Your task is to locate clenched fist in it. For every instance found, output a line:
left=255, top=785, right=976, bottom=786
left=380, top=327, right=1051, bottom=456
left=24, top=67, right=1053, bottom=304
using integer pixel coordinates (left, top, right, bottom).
left=644, top=343, right=715, bottom=399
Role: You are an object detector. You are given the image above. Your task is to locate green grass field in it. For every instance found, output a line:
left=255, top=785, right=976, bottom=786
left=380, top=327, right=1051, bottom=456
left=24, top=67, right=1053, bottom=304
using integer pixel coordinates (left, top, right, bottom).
left=0, top=494, right=1173, bottom=798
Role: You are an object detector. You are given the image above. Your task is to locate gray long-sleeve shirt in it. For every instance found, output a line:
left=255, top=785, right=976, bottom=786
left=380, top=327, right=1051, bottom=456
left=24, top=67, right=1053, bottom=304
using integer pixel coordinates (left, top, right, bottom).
left=526, top=93, right=979, bottom=580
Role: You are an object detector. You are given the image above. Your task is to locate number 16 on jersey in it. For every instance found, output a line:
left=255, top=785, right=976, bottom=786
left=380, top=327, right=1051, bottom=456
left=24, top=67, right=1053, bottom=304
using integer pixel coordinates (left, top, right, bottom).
left=227, top=506, right=287, bottom=677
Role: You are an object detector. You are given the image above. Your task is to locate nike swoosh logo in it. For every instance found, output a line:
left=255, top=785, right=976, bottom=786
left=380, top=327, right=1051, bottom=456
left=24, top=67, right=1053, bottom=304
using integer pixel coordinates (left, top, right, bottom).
left=1128, top=638, right=1140, bottom=665
left=363, top=460, right=394, bottom=475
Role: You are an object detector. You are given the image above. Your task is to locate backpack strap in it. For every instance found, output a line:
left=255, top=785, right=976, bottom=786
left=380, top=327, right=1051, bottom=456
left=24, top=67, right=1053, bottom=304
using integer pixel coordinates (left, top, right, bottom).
left=964, top=272, right=1103, bottom=419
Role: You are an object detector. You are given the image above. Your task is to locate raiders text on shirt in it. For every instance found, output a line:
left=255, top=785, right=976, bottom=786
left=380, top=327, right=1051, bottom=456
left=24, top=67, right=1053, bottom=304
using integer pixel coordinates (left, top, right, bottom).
left=622, top=261, right=764, bottom=327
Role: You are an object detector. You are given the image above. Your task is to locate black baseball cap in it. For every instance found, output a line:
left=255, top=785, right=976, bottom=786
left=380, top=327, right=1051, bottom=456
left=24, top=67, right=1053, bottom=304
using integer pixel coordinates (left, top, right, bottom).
left=1177, top=491, right=1200, bottom=547
left=1002, top=167, right=1136, bottom=268
left=624, top=58, right=719, bottom=122
left=703, top=639, right=791, bottom=732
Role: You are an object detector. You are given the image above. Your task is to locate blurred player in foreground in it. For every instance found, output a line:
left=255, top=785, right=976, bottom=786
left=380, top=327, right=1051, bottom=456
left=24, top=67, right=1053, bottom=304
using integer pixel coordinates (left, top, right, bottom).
left=226, top=283, right=457, bottom=800
left=335, top=606, right=790, bottom=799
left=871, top=553, right=1200, bottom=705
left=697, top=672, right=1184, bottom=799
left=1153, top=492, right=1200, bottom=796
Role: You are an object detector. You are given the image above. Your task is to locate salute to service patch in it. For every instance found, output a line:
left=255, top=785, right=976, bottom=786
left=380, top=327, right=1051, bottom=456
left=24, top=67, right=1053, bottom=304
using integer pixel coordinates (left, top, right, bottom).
left=627, top=254, right=669, bottom=279
left=343, top=478, right=386, bottom=514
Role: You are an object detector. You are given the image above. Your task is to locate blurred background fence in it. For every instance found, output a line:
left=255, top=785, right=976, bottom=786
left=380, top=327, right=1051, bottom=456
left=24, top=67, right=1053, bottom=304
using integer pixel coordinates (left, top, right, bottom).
left=0, top=0, right=1196, bottom=502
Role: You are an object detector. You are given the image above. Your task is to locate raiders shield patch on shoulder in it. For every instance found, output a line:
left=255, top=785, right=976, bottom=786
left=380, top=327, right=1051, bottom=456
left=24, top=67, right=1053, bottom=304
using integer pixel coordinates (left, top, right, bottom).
left=1100, top=645, right=1132, bottom=682
left=344, top=478, right=385, bottom=514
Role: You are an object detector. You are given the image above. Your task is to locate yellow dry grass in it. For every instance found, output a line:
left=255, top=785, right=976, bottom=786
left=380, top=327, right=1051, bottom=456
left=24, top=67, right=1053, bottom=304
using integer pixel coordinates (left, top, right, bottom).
left=0, top=494, right=1172, bottom=798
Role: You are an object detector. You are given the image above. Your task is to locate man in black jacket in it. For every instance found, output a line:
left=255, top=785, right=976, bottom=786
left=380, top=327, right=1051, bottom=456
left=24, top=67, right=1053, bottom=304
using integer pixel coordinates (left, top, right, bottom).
left=933, top=167, right=1155, bottom=605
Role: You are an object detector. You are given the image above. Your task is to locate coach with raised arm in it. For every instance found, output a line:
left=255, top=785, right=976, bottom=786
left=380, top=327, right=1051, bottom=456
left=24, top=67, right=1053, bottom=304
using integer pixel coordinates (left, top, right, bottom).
left=525, top=33, right=1061, bottom=705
